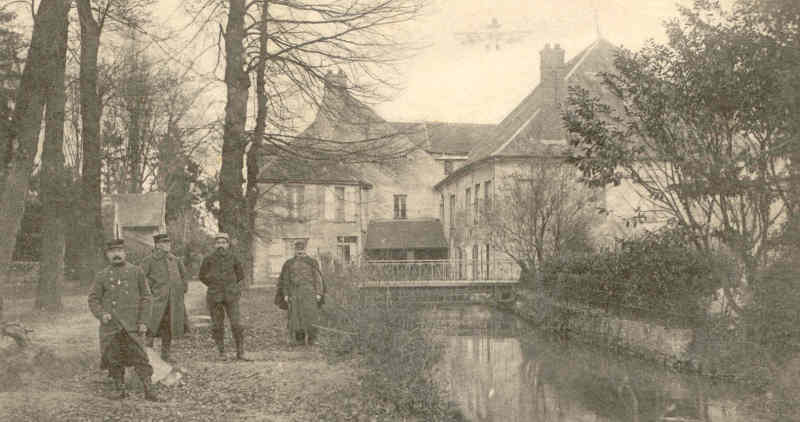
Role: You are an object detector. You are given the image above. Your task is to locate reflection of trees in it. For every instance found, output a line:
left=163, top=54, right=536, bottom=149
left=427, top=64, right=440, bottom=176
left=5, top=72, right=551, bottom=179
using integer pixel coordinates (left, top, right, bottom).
left=438, top=308, right=728, bottom=421
left=516, top=333, right=714, bottom=422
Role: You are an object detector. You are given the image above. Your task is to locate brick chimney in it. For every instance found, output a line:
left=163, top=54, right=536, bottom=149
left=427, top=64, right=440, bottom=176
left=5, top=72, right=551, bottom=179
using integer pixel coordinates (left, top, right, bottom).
left=539, top=43, right=566, bottom=104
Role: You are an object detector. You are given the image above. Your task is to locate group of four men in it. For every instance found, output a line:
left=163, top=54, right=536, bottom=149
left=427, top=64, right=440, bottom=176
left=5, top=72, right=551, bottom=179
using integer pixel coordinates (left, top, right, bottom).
left=88, top=232, right=325, bottom=401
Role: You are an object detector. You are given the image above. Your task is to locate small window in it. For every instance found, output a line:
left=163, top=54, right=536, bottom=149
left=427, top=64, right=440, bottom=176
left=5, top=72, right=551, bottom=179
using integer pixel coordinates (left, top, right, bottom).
left=288, top=185, right=305, bottom=220
left=484, top=181, right=491, bottom=210
left=474, top=184, right=480, bottom=224
left=449, top=194, right=456, bottom=226
left=393, top=194, right=407, bottom=219
left=465, top=188, right=471, bottom=224
left=335, top=186, right=345, bottom=221
left=337, top=236, right=358, bottom=264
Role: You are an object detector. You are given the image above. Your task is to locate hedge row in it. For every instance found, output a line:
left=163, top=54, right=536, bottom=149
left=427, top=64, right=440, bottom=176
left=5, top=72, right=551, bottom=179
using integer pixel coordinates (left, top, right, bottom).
left=536, top=232, right=726, bottom=327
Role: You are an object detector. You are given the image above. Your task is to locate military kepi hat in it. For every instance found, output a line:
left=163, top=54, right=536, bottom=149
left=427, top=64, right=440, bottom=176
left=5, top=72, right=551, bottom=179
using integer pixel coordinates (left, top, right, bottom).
left=153, top=233, right=170, bottom=243
left=215, top=232, right=230, bottom=241
left=294, top=240, right=306, bottom=250
left=106, top=239, right=125, bottom=250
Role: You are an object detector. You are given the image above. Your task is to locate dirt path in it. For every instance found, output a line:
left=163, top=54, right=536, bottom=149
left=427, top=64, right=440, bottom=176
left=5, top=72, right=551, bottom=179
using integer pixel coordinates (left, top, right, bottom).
left=0, top=282, right=382, bottom=421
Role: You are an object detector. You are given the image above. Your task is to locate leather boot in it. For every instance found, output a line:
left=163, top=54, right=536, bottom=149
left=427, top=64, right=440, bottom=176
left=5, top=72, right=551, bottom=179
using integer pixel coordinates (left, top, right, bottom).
left=234, top=332, right=249, bottom=361
left=141, top=375, right=163, bottom=402
left=161, top=340, right=171, bottom=363
left=111, top=373, right=127, bottom=400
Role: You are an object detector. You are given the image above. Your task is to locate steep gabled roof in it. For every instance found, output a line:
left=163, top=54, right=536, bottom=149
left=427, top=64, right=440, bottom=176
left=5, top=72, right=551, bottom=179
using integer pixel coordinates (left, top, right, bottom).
left=466, top=38, right=619, bottom=164
left=387, top=121, right=495, bottom=157
left=257, top=150, right=364, bottom=185
left=424, top=122, right=496, bottom=156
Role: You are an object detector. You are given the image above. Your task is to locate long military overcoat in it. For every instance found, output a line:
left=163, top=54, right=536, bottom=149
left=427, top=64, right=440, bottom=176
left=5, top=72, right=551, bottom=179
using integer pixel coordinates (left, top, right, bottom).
left=277, top=256, right=325, bottom=337
left=88, top=262, right=152, bottom=356
left=141, top=250, right=187, bottom=338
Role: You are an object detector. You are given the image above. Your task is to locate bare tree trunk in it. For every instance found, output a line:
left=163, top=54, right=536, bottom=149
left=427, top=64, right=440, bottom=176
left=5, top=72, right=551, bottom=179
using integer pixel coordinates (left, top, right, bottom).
left=37, top=0, right=70, bottom=312
left=126, top=42, right=144, bottom=194
left=0, top=0, right=72, bottom=314
left=220, top=0, right=250, bottom=279
left=76, top=0, right=105, bottom=285
left=246, top=0, right=268, bottom=285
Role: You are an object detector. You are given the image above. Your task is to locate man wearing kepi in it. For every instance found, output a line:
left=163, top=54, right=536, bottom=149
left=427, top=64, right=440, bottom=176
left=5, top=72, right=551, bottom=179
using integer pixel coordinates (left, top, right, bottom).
left=199, top=232, right=248, bottom=360
left=278, top=240, right=325, bottom=346
left=141, top=233, right=187, bottom=363
left=88, top=239, right=161, bottom=401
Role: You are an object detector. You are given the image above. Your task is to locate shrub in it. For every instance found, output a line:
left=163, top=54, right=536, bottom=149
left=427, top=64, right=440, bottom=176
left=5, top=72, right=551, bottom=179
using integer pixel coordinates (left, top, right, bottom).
left=748, top=256, right=800, bottom=363
left=537, top=230, right=726, bottom=327
left=320, top=267, right=463, bottom=421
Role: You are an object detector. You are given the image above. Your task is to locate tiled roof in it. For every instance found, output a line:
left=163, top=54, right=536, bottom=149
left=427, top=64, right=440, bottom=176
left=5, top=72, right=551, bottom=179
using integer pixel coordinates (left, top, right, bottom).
left=259, top=75, right=421, bottom=183
left=466, top=38, right=619, bottom=164
left=112, top=192, right=166, bottom=228
left=423, top=122, right=495, bottom=156
left=364, top=218, right=448, bottom=250
left=257, top=152, right=363, bottom=183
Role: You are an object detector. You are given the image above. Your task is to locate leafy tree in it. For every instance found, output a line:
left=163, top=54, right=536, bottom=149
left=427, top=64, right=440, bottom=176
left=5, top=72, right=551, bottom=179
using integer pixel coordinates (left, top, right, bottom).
left=563, top=0, right=800, bottom=310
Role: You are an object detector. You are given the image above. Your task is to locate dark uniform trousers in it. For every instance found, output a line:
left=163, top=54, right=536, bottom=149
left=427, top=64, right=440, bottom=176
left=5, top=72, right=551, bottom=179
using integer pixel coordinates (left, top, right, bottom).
left=156, top=300, right=173, bottom=351
left=199, top=250, right=245, bottom=354
left=207, top=296, right=242, bottom=349
left=105, top=330, right=153, bottom=382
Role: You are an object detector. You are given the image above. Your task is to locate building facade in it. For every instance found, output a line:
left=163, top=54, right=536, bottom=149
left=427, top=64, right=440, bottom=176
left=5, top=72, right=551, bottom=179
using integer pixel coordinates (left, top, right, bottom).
left=253, top=72, right=491, bottom=280
left=253, top=38, right=656, bottom=282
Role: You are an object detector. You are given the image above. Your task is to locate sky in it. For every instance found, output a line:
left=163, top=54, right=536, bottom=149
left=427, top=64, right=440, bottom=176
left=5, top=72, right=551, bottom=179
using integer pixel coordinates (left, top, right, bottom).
left=140, top=0, right=703, bottom=128
left=367, top=0, right=695, bottom=124
left=144, top=0, right=697, bottom=126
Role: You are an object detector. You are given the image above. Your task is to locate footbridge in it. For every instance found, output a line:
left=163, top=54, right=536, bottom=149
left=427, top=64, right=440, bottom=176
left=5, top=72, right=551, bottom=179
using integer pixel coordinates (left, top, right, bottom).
left=358, top=259, right=520, bottom=305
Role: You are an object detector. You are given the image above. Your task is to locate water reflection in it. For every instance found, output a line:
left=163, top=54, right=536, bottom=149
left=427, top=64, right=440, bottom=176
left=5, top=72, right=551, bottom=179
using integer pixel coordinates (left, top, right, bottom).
left=424, top=306, right=762, bottom=422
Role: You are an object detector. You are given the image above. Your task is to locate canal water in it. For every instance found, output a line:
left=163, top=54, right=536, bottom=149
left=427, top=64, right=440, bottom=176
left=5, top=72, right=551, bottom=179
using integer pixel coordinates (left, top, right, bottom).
left=421, top=305, right=766, bottom=422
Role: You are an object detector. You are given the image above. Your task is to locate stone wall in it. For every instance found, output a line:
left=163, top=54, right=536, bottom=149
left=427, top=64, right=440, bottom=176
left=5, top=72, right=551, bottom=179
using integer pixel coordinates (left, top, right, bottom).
left=508, top=289, right=696, bottom=367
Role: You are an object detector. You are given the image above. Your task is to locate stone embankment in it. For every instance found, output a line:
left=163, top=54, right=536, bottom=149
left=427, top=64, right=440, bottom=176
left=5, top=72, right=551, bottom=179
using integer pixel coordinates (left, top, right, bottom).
left=505, top=289, right=696, bottom=368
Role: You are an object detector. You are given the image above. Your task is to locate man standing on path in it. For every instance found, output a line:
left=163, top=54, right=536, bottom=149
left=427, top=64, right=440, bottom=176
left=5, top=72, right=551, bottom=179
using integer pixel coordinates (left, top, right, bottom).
left=88, top=239, right=162, bottom=401
left=199, top=233, right=248, bottom=360
left=141, top=233, right=187, bottom=363
left=278, top=240, right=325, bottom=346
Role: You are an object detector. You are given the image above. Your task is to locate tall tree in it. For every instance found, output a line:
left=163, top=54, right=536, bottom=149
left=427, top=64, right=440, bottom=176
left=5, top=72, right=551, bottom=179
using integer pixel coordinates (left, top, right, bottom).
left=563, top=0, right=799, bottom=307
left=37, top=0, right=72, bottom=311
left=244, top=0, right=269, bottom=284
left=0, top=0, right=72, bottom=315
left=75, top=0, right=108, bottom=284
left=74, top=0, right=151, bottom=282
left=209, top=0, right=425, bottom=283
left=0, top=10, right=24, bottom=169
left=218, top=0, right=249, bottom=259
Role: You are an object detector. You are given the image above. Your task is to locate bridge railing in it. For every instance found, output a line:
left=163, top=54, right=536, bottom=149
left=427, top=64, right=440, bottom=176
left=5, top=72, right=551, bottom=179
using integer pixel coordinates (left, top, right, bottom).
left=362, top=259, right=520, bottom=282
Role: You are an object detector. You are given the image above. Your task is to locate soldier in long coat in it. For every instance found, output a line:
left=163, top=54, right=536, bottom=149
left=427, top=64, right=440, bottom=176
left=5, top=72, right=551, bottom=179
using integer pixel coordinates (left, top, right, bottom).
left=141, top=233, right=187, bottom=362
left=278, top=240, right=325, bottom=345
left=88, top=239, right=161, bottom=401
left=199, top=232, right=248, bottom=360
